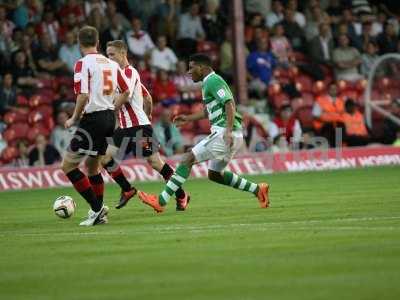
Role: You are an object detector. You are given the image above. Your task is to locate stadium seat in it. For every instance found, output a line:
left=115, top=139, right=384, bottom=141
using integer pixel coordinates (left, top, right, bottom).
left=3, top=110, right=29, bottom=124
left=295, top=75, right=313, bottom=93
left=300, top=92, right=315, bottom=106
left=191, top=102, right=204, bottom=113
left=3, top=123, right=30, bottom=143
left=29, top=93, right=54, bottom=107
left=16, top=95, right=29, bottom=106
left=26, top=125, right=50, bottom=143
left=197, top=40, right=218, bottom=52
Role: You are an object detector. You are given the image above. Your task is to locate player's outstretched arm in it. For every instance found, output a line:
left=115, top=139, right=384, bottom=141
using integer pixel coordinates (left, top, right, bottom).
left=65, top=94, right=89, bottom=128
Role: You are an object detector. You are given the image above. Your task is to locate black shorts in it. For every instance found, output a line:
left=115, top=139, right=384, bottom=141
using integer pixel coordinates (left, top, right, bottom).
left=111, top=125, right=159, bottom=158
left=69, top=110, right=115, bottom=156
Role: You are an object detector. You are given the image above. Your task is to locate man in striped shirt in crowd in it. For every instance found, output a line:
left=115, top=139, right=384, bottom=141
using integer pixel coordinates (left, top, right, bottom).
left=101, top=40, right=190, bottom=210
left=138, top=53, right=270, bottom=213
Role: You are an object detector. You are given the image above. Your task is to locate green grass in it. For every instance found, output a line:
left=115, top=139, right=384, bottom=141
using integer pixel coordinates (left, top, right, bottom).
left=1, top=166, right=400, bottom=300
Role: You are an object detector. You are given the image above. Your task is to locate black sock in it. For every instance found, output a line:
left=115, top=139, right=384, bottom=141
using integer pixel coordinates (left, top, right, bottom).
left=104, top=159, right=132, bottom=192
left=160, top=163, right=185, bottom=199
left=89, top=174, right=104, bottom=207
left=66, top=168, right=101, bottom=212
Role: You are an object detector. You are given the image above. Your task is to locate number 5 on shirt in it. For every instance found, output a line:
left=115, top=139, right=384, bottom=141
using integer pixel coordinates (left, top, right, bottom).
left=103, top=70, right=113, bottom=95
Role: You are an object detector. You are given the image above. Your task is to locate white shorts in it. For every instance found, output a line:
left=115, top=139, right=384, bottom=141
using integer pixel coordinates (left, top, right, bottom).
left=192, top=126, right=244, bottom=172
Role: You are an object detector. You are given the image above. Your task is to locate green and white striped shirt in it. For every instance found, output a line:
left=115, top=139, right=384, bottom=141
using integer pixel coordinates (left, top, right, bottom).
left=202, top=72, right=242, bottom=130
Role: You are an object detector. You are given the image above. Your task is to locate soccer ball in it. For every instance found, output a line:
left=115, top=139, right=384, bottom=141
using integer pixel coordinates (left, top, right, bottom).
left=53, top=196, right=76, bottom=219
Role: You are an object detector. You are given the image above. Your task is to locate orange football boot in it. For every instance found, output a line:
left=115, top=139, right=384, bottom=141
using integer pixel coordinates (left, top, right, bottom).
left=256, top=183, right=270, bottom=208
left=138, top=191, right=165, bottom=213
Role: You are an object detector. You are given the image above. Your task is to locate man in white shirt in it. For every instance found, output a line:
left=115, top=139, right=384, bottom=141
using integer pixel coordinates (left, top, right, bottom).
left=61, top=26, right=130, bottom=226
left=102, top=40, right=190, bottom=210
left=266, top=0, right=284, bottom=29
left=125, top=17, right=155, bottom=59
left=58, top=30, right=81, bottom=73
left=150, top=35, right=178, bottom=71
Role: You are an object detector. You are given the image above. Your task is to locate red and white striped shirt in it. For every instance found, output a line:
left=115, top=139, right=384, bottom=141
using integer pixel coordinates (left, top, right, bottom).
left=73, top=53, right=129, bottom=114
left=118, top=65, right=151, bottom=128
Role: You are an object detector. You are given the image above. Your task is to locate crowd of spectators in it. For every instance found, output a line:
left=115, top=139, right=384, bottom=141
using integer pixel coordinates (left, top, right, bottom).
left=0, top=0, right=400, bottom=167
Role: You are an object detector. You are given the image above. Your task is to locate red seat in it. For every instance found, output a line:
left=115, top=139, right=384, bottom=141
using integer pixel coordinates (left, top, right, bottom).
left=3, top=110, right=29, bottom=124
left=301, top=92, right=315, bottom=105
left=295, top=75, right=313, bottom=93
left=26, top=125, right=50, bottom=143
left=29, top=93, right=54, bottom=107
left=340, top=89, right=360, bottom=102
left=3, top=123, right=30, bottom=143
left=16, top=95, right=29, bottom=106
left=191, top=102, right=204, bottom=113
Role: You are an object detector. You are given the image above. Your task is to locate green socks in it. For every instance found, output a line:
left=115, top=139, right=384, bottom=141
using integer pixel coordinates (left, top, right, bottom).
left=159, top=164, right=190, bottom=205
left=223, top=171, right=258, bottom=194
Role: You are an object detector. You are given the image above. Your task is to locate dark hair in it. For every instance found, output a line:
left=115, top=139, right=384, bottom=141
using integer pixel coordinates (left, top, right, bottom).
left=345, top=98, right=356, bottom=110
left=106, top=40, right=128, bottom=52
left=189, top=53, right=212, bottom=67
left=78, top=26, right=99, bottom=48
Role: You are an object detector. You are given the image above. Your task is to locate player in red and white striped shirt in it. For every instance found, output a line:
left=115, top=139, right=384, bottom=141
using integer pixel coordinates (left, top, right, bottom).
left=101, top=40, right=190, bottom=210
left=61, top=27, right=130, bottom=226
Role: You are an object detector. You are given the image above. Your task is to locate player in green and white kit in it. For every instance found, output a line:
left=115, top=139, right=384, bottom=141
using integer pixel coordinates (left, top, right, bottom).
left=138, top=54, right=269, bottom=212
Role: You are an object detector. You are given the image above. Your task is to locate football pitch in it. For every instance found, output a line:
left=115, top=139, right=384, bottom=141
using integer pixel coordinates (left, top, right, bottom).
left=1, top=166, right=399, bottom=300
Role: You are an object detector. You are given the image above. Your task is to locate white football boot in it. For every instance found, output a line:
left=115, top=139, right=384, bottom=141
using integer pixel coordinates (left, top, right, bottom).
left=79, top=206, right=109, bottom=226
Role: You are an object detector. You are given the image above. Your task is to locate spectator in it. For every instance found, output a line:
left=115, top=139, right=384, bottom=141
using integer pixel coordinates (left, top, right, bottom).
left=58, top=13, right=79, bottom=43
left=305, top=5, right=329, bottom=41
left=382, top=99, right=400, bottom=144
left=265, top=0, right=284, bottom=29
left=34, top=33, right=66, bottom=76
left=173, top=60, right=201, bottom=103
left=312, top=83, right=345, bottom=146
left=150, top=35, right=178, bottom=72
left=377, top=22, right=399, bottom=54
left=245, top=13, right=265, bottom=44
left=286, top=0, right=306, bottom=28
left=84, top=0, right=107, bottom=17
left=280, top=8, right=305, bottom=51
left=202, top=0, right=226, bottom=43
left=0, top=73, right=17, bottom=115
left=19, top=34, right=37, bottom=73
left=14, top=140, right=29, bottom=168
left=100, top=14, right=125, bottom=52
left=154, top=0, right=181, bottom=42
left=104, top=1, right=130, bottom=31
left=176, top=3, right=205, bottom=57
left=332, top=34, right=363, bottom=82
left=358, top=21, right=376, bottom=52
left=87, top=7, right=107, bottom=33
left=152, top=69, right=178, bottom=105
left=28, top=134, right=60, bottom=166
left=247, top=26, right=269, bottom=52
left=269, top=104, right=302, bottom=144
left=50, top=111, right=75, bottom=155
left=125, top=17, right=155, bottom=59
left=154, top=109, right=184, bottom=156
left=247, top=37, right=277, bottom=99
left=340, top=8, right=362, bottom=44
left=58, top=31, right=81, bottom=74
left=58, top=0, right=84, bottom=23
left=343, top=98, right=369, bottom=146
left=0, top=5, right=15, bottom=57
left=360, top=41, right=379, bottom=77
left=326, top=0, right=342, bottom=24
left=35, top=9, right=59, bottom=46
left=10, top=50, right=40, bottom=89
left=270, top=23, right=292, bottom=67
left=308, top=22, right=334, bottom=67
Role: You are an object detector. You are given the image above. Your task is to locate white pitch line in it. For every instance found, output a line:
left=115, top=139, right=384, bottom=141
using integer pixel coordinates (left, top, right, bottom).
left=0, top=215, right=399, bottom=238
